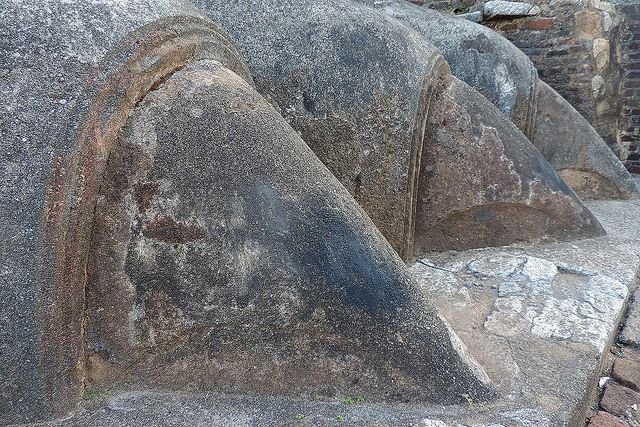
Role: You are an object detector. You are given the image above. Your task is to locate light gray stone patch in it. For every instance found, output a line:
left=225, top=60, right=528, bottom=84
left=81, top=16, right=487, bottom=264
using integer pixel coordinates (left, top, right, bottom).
left=474, top=253, right=627, bottom=350
left=592, top=75, right=606, bottom=99
left=482, top=1, right=541, bottom=20
left=459, top=11, right=483, bottom=22
left=421, top=419, right=449, bottom=427
left=493, top=63, right=517, bottom=117
left=485, top=296, right=533, bottom=337
left=466, top=253, right=558, bottom=282
left=467, top=254, right=526, bottom=278
left=497, top=282, right=524, bottom=297
left=519, top=256, right=558, bottom=282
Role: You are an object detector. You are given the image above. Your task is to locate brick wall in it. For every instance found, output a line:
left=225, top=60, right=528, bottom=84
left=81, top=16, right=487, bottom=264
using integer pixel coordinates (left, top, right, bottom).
left=618, top=3, right=640, bottom=172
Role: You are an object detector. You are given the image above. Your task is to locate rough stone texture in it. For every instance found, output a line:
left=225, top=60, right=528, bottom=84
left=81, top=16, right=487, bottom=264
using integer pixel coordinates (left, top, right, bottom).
left=366, top=0, right=538, bottom=135
left=600, top=383, right=640, bottom=422
left=617, top=3, right=640, bottom=173
left=480, top=2, right=623, bottom=154
left=593, top=38, right=611, bottom=72
left=467, top=0, right=640, bottom=176
left=82, top=58, right=495, bottom=408
left=0, top=1, right=501, bottom=423
left=194, top=0, right=446, bottom=258
left=0, top=1, right=251, bottom=423
left=196, top=0, right=604, bottom=259
left=588, top=411, right=630, bottom=427
left=414, top=74, right=604, bottom=252
left=364, top=0, right=639, bottom=200
left=419, top=0, right=640, bottom=174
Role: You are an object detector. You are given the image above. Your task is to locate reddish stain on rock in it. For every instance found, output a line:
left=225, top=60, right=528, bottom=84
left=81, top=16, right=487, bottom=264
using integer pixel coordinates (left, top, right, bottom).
left=133, top=182, right=160, bottom=213
left=523, top=18, right=554, bottom=31
left=142, top=215, right=205, bottom=244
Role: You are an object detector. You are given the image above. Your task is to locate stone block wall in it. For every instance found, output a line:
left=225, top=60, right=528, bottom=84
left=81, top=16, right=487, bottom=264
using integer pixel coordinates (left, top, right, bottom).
left=618, top=2, right=640, bottom=172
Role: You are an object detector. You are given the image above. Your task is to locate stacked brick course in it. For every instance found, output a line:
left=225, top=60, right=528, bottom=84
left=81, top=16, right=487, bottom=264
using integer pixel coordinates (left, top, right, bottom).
left=618, top=3, right=640, bottom=172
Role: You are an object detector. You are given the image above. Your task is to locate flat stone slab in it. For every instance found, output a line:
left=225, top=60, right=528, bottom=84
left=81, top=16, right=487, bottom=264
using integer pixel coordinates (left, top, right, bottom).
left=32, top=199, right=640, bottom=426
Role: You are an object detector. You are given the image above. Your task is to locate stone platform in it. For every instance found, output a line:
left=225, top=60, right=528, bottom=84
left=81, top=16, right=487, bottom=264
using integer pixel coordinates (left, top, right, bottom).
left=408, top=197, right=640, bottom=426
left=32, top=198, right=640, bottom=427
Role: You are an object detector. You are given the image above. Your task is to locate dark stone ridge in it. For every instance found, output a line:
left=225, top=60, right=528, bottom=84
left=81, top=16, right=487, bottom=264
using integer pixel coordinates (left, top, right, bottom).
left=415, top=75, right=603, bottom=252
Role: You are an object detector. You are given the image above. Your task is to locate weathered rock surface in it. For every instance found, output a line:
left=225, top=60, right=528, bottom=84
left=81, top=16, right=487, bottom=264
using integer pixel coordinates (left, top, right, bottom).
left=194, top=0, right=445, bottom=257
left=196, top=0, right=604, bottom=258
left=409, top=197, right=640, bottom=425
left=534, top=81, right=639, bottom=201
left=84, top=58, right=495, bottom=408
left=364, top=0, right=639, bottom=200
